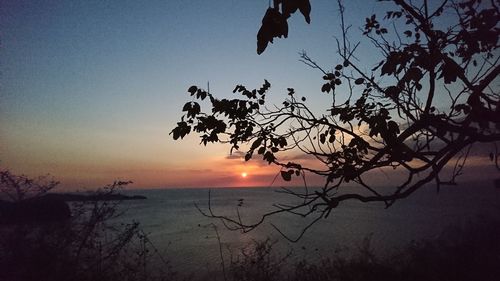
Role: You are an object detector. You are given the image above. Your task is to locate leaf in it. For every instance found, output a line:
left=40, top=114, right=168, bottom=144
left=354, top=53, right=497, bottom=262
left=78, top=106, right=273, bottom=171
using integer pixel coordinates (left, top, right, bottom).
left=328, top=134, right=335, bottom=143
left=320, top=134, right=326, bottom=144
left=182, top=102, right=200, bottom=118
left=250, top=138, right=263, bottom=150
left=321, top=83, right=331, bottom=93
left=258, top=147, right=266, bottom=154
left=404, top=67, right=423, bottom=83
left=245, top=152, right=252, bottom=161
left=385, top=86, right=400, bottom=98
left=263, top=151, right=276, bottom=164
left=171, top=122, right=191, bottom=140
left=282, top=0, right=299, bottom=18
left=172, top=128, right=180, bottom=140
left=354, top=78, right=365, bottom=85
left=257, top=8, right=289, bottom=54
left=278, top=137, right=287, bottom=147
left=297, top=0, right=311, bottom=24
left=323, top=73, right=335, bottom=80
left=439, top=59, right=461, bottom=84
left=188, top=86, right=198, bottom=95
left=281, top=170, right=292, bottom=181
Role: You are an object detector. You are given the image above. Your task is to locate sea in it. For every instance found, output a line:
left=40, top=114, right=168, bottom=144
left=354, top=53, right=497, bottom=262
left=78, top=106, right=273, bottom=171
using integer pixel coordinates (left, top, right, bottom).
left=114, top=180, right=500, bottom=275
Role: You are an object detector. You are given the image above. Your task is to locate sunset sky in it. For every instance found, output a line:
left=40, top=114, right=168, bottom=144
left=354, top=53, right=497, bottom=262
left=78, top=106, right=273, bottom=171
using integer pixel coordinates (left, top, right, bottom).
left=1, top=0, right=496, bottom=190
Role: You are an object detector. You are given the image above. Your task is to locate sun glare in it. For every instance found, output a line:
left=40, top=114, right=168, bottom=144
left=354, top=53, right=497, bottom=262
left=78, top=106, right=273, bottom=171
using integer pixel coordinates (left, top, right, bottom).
left=241, top=172, right=248, bottom=178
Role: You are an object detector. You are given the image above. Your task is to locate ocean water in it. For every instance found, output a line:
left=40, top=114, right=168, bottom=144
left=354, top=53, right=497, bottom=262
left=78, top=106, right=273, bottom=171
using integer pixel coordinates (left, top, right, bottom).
left=115, top=181, right=500, bottom=274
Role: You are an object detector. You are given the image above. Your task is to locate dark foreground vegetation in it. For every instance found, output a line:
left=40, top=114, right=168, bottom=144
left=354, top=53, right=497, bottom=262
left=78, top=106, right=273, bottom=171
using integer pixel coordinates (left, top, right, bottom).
left=2, top=212, right=500, bottom=281
left=1, top=169, right=500, bottom=281
left=226, top=216, right=500, bottom=281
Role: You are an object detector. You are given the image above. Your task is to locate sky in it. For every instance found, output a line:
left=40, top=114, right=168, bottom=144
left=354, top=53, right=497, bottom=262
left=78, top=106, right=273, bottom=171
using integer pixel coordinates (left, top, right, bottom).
left=0, top=0, right=496, bottom=190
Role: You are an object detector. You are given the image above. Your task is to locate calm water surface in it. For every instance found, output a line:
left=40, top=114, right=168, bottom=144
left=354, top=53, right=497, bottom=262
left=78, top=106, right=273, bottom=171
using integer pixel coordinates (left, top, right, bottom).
left=116, top=180, right=500, bottom=273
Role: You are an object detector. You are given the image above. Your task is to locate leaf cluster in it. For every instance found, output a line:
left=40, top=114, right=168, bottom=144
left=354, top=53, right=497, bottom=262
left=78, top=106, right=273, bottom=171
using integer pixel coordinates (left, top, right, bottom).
left=257, top=0, right=311, bottom=54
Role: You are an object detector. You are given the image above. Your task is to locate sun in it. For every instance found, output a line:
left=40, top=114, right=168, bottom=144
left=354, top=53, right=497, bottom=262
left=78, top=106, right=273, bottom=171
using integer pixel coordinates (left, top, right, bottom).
left=241, top=172, right=248, bottom=178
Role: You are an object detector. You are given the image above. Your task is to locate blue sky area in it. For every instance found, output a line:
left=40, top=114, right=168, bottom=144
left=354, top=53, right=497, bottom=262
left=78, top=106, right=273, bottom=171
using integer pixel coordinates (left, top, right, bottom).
left=1, top=0, right=495, bottom=189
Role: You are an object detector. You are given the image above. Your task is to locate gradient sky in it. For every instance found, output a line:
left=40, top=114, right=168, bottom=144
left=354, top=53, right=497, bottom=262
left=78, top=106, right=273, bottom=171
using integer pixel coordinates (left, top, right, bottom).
left=1, top=0, right=496, bottom=190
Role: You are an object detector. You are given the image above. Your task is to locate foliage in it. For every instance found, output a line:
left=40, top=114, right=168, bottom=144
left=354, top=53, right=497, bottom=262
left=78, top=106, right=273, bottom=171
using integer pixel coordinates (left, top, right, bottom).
left=0, top=170, right=59, bottom=202
left=172, top=0, right=500, bottom=238
left=228, top=238, right=291, bottom=281
left=256, top=0, right=312, bottom=54
left=0, top=170, right=176, bottom=281
left=217, top=217, right=500, bottom=281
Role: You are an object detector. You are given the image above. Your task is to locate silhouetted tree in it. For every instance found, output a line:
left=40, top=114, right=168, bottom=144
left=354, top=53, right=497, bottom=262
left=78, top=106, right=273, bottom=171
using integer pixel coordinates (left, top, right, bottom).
left=172, top=0, right=500, bottom=240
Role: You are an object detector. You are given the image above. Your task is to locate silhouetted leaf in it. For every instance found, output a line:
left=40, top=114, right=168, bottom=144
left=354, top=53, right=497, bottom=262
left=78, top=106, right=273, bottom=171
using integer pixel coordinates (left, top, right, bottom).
left=321, top=83, right=331, bottom=93
left=250, top=138, right=263, bottom=150
left=385, top=86, right=400, bottom=98
left=257, top=8, right=288, bottom=54
left=257, top=147, right=266, bottom=155
left=354, top=78, right=365, bottom=85
left=182, top=102, right=201, bottom=118
left=171, top=121, right=191, bottom=140
left=263, top=151, right=276, bottom=164
left=297, top=0, right=311, bottom=23
left=320, top=134, right=326, bottom=144
left=328, top=134, right=335, bottom=143
left=281, top=170, right=292, bottom=181
left=323, top=73, right=335, bottom=80
left=188, top=86, right=198, bottom=95
left=439, top=59, right=461, bottom=84
left=282, top=0, right=299, bottom=18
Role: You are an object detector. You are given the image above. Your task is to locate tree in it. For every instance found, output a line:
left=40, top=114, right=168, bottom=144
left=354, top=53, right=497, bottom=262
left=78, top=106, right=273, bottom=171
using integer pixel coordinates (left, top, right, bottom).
left=172, top=0, right=500, bottom=240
